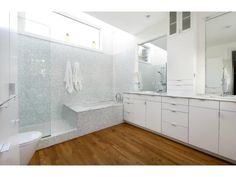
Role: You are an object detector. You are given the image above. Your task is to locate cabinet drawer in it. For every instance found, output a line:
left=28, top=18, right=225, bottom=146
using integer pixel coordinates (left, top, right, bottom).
left=162, top=109, right=188, bottom=127
left=162, top=103, right=188, bottom=113
left=162, top=121, right=188, bottom=143
left=167, top=79, right=193, bottom=86
left=123, top=102, right=134, bottom=113
left=189, top=99, right=219, bottom=109
left=220, top=101, right=236, bottom=112
left=123, top=94, right=161, bottom=102
left=123, top=94, right=145, bottom=102
left=141, top=95, right=161, bottom=102
left=162, top=96, right=188, bottom=105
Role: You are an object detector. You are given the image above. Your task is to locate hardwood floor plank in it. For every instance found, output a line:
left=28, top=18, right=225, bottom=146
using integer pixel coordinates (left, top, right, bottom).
left=29, top=123, right=230, bottom=165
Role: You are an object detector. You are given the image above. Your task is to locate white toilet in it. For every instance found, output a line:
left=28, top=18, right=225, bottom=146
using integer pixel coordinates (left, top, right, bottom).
left=13, top=131, right=42, bottom=165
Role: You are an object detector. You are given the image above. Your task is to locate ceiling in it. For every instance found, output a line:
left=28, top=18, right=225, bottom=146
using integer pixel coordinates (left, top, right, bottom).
left=206, top=12, right=236, bottom=47
left=150, top=36, right=167, bottom=50
left=86, top=12, right=168, bottom=35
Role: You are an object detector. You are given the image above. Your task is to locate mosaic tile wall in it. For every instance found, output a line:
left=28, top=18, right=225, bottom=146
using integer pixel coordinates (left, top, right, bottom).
left=18, top=35, right=51, bottom=136
left=18, top=34, right=114, bottom=136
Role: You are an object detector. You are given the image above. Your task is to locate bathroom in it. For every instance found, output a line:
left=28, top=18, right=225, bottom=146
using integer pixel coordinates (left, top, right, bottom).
left=0, top=4, right=236, bottom=177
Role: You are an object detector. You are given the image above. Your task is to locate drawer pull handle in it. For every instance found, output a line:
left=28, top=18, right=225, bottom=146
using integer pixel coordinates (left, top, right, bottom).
left=170, top=110, right=176, bottom=113
left=126, top=102, right=134, bottom=104
left=171, top=123, right=177, bottom=127
left=171, top=103, right=176, bottom=106
left=125, top=111, right=131, bottom=114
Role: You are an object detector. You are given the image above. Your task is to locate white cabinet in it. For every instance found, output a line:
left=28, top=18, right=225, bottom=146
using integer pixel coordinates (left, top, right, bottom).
left=168, top=12, right=191, bottom=36
left=189, top=100, right=219, bottom=153
left=219, top=102, right=236, bottom=161
left=124, top=93, right=236, bottom=162
left=124, top=98, right=146, bottom=127
left=162, top=121, right=188, bottom=143
left=146, top=101, right=161, bottom=133
left=167, top=12, right=196, bottom=95
left=162, top=97, right=189, bottom=143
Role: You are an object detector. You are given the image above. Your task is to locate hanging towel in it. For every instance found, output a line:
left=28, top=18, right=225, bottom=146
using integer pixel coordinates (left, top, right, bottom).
left=64, top=61, right=74, bottom=94
left=73, top=62, right=83, bottom=91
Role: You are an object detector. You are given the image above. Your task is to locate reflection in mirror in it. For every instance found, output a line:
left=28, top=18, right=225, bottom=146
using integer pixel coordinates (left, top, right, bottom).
left=206, top=12, right=236, bottom=95
left=137, top=36, right=167, bottom=92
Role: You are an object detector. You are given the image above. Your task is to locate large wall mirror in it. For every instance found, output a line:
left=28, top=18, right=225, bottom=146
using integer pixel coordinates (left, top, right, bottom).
left=137, top=35, right=167, bottom=92
left=205, top=12, right=236, bottom=95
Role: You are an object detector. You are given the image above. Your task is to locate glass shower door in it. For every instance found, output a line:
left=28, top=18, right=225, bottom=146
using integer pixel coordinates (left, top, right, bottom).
left=18, top=16, right=51, bottom=137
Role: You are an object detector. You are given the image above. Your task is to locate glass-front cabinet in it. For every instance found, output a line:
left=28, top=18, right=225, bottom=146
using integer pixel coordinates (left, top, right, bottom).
left=169, top=12, right=191, bottom=36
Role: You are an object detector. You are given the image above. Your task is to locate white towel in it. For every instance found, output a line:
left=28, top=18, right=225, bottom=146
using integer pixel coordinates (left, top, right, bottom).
left=73, top=62, right=83, bottom=91
left=64, top=61, right=74, bottom=94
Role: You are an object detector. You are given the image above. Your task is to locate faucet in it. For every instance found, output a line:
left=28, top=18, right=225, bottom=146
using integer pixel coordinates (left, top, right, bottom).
left=115, top=93, right=123, bottom=103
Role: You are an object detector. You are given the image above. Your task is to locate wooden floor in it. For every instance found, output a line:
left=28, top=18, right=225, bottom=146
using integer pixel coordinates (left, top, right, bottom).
left=30, top=123, right=230, bottom=165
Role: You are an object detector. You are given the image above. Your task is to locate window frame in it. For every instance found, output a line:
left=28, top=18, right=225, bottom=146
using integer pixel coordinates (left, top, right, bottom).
left=18, top=12, right=103, bottom=53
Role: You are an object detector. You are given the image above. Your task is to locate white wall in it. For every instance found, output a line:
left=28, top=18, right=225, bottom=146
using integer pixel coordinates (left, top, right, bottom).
left=112, top=30, right=137, bottom=94
left=0, top=12, right=19, bottom=165
left=195, top=13, right=206, bottom=94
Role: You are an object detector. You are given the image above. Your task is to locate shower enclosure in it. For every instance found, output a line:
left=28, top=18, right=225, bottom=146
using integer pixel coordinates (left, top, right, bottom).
left=18, top=17, right=52, bottom=137
left=17, top=15, right=79, bottom=139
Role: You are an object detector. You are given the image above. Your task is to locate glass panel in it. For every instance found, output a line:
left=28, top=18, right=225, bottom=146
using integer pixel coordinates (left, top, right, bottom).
left=18, top=19, right=51, bottom=137
left=182, top=12, right=191, bottom=18
left=18, top=12, right=101, bottom=50
left=51, top=13, right=100, bottom=50
left=182, top=17, right=191, bottom=30
left=170, top=12, right=177, bottom=24
left=170, top=24, right=177, bottom=35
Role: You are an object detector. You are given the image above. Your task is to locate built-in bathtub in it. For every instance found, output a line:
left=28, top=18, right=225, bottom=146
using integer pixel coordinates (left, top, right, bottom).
left=38, top=101, right=123, bottom=149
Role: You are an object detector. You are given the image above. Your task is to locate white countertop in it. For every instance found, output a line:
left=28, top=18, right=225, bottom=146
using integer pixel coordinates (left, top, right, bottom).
left=123, top=91, right=236, bottom=102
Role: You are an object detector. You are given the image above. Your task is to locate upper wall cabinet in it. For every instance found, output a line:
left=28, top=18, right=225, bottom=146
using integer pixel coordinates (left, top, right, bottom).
left=168, top=12, right=191, bottom=36
left=182, top=12, right=191, bottom=31
left=169, top=12, right=177, bottom=35
left=167, top=12, right=196, bottom=95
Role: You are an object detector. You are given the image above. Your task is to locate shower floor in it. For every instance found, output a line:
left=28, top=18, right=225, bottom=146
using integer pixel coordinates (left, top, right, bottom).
left=20, top=118, right=75, bottom=138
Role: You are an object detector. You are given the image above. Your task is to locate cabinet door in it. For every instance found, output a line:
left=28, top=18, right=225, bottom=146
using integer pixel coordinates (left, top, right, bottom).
left=219, top=111, right=236, bottom=161
left=146, top=101, right=161, bottom=133
left=132, top=100, right=146, bottom=127
left=124, top=99, right=146, bottom=127
left=189, top=106, right=219, bottom=153
left=169, top=12, right=177, bottom=35
left=181, top=12, right=191, bottom=31
left=167, top=30, right=195, bottom=81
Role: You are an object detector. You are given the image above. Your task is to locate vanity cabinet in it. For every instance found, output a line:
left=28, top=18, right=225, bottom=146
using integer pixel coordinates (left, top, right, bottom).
left=146, top=101, right=162, bottom=133
left=162, top=97, right=189, bottom=142
left=219, top=102, right=236, bottom=161
left=123, top=93, right=236, bottom=162
left=189, top=99, right=219, bottom=154
left=124, top=98, right=146, bottom=127
left=123, top=94, right=162, bottom=132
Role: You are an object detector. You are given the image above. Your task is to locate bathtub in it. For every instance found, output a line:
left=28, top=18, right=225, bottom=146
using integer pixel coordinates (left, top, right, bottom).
left=38, top=101, right=124, bottom=150
left=64, top=101, right=124, bottom=138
